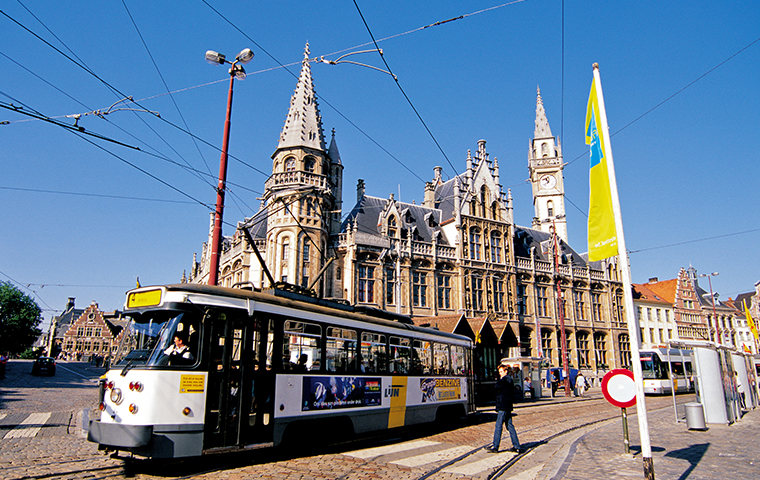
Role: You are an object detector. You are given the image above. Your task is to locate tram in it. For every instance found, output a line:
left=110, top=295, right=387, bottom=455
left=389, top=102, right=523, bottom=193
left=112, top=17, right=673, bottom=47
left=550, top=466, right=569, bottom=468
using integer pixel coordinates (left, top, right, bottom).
left=88, top=284, right=475, bottom=458
left=640, top=348, right=694, bottom=394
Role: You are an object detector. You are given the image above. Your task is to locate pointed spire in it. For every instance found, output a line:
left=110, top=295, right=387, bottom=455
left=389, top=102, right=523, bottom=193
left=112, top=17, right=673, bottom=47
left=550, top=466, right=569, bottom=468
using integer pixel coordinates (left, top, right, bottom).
left=277, top=43, right=326, bottom=152
left=327, top=128, right=341, bottom=165
left=534, top=85, right=553, bottom=138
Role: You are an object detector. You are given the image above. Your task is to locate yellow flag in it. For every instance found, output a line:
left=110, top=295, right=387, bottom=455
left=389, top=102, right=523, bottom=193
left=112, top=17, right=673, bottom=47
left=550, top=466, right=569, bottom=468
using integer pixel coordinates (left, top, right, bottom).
left=585, top=77, right=617, bottom=261
left=744, top=300, right=758, bottom=340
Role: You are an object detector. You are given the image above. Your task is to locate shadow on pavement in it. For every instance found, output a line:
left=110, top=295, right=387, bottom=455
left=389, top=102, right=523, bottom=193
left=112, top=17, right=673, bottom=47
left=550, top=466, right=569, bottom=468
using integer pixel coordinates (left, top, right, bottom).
left=664, top=443, right=710, bottom=480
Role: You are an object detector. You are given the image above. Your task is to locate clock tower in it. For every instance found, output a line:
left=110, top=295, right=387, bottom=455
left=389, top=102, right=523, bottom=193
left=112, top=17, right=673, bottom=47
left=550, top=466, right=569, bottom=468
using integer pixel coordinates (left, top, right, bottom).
left=529, top=87, right=567, bottom=242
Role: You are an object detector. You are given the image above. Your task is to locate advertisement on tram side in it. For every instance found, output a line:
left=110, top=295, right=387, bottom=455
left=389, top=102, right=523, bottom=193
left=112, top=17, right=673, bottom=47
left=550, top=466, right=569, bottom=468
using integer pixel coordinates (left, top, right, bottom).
left=420, top=377, right=461, bottom=402
left=301, top=376, right=382, bottom=411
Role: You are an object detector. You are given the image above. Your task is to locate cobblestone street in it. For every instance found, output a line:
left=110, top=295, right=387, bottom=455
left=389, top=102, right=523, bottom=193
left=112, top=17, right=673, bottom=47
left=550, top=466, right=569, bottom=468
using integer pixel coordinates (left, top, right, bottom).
left=2, top=360, right=759, bottom=479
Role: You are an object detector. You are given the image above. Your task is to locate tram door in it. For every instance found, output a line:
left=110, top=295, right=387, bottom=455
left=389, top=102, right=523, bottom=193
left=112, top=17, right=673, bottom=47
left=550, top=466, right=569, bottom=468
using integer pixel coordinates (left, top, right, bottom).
left=239, top=316, right=275, bottom=446
left=204, top=312, right=244, bottom=449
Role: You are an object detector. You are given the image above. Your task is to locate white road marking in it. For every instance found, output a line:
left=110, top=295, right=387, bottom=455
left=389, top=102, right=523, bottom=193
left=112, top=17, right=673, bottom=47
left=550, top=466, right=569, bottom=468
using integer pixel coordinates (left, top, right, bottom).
left=443, top=450, right=518, bottom=475
left=3, top=412, right=52, bottom=439
left=344, top=439, right=441, bottom=459
left=390, top=445, right=472, bottom=467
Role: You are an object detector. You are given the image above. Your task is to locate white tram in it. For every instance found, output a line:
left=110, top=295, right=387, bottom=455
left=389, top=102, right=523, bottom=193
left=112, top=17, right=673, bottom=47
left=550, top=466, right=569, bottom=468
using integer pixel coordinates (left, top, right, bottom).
left=640, top=348, right=694, bottom=394
left=88, top=284, right=475, bottom=458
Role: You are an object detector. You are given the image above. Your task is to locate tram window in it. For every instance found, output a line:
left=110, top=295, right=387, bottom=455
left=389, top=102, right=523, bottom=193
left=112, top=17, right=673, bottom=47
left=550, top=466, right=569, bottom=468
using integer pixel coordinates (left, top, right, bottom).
left=283, top=321, right=322, bottom=372
left=671, top=361, right=684, bottom=376
left=326, top=327, right=358, bottom=373
left=361, top=332, right=387, bottom=374
left=451, top=345, right=465, bottom=376
left=434, top=343, right=451, bottom=375
left=412, top=340, right=432, bottom=375
left=389, top=337, right=411, bottom=374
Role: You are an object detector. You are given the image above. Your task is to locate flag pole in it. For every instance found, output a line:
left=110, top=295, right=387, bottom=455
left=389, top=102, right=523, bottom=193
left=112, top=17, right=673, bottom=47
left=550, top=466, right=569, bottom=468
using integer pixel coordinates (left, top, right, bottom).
left=592, top=63, right=655, bottom=479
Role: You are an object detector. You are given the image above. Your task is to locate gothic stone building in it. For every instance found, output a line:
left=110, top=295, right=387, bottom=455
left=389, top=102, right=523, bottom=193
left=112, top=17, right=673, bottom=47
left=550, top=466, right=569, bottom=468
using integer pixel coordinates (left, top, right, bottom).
left=188, top=45, right=628, bottom=381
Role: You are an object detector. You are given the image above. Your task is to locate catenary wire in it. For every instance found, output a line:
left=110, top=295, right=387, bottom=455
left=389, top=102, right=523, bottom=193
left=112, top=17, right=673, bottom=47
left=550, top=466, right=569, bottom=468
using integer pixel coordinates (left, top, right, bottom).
left=120, top=0, right=215, bottom=182
left=351, top=0, right=459, bottom=180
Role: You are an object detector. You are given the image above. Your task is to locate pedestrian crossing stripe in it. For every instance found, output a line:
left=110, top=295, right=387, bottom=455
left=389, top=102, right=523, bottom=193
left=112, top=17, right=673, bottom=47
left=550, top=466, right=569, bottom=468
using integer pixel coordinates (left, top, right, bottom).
left=3, top=412, right=52, bottom=439
left=390, top=445, right=473, bottom=467
left=344, top=439, right=440, bottom=459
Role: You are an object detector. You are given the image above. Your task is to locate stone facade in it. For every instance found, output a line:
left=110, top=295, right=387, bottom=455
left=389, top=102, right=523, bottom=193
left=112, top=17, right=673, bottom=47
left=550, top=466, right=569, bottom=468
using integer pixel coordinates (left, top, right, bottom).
left=61, top=301, right=124, bottom=361
left=188, top=45, right=631, bottom=381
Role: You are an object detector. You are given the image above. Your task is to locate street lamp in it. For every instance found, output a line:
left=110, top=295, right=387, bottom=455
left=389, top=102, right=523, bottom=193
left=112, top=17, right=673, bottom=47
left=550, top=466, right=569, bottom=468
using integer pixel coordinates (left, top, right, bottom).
left=699, top=272, right=720, bottom=343
left=205, top=48, right=254, bottom=286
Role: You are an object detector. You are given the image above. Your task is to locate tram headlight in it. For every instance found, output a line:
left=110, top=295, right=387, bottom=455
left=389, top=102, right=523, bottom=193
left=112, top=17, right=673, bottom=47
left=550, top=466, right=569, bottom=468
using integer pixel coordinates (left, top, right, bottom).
left=110, top=387, right=123, bottom=405
left=128, top=404, right=138, bottom=414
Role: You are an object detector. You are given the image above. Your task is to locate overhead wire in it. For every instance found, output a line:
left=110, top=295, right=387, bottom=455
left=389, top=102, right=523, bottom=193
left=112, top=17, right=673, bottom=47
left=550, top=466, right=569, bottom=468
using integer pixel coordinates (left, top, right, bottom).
left=351, top=0, right=459, bottom=180
left=120, top=0, right=216, bottom=186
left=200, top=0, right=427, bottom=185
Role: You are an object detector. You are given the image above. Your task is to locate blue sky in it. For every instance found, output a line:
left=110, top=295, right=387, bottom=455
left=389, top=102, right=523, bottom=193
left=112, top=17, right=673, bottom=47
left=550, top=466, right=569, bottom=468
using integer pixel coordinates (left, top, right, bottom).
left=2, top=1, right=758, bottom=329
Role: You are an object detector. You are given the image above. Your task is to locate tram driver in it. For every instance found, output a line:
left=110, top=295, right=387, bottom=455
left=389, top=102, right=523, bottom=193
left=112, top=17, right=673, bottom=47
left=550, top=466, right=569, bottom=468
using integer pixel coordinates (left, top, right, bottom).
left=164, top=330, right=195, bottom=365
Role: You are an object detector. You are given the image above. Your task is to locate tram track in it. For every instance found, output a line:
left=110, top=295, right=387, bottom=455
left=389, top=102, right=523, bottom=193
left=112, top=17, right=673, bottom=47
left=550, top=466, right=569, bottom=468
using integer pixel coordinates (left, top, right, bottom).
left=413, top=394, right=692, bottom=480
left=9, top=395, right=689, bottom=480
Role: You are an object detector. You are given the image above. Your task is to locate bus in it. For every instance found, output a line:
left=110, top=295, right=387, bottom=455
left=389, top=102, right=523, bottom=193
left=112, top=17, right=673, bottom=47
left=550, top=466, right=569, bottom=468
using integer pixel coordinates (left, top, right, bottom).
left=640, top=348, right=694, bottom=394
left=88, top=284, right=475, bottom=458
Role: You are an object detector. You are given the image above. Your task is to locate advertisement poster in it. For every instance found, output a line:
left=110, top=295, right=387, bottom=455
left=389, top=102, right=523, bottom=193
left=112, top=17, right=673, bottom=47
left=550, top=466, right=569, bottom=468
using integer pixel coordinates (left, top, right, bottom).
left=302, top=376, right=382, bottom=411
left=420, top=377, right=461, bottom=402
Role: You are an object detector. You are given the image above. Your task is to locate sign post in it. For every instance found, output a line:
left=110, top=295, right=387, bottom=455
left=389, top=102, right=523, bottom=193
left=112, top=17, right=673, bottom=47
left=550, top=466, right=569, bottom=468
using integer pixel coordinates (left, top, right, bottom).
left=602, top=369, right=637, bottom=455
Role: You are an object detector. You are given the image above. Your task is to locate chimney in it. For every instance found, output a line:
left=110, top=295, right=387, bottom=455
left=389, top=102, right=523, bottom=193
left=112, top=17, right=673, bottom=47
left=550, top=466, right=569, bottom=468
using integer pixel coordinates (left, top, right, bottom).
left=423, top=182, right=435, bottom=207
left=357, top=179, right=365, bottom=203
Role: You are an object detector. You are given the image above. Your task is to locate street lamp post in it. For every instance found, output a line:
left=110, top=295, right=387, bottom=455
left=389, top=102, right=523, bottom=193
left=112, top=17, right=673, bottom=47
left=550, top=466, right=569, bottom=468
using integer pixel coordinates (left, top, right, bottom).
left=700, top=272, right=720, bottom=343
left=205, top=48, right=253, bottom=286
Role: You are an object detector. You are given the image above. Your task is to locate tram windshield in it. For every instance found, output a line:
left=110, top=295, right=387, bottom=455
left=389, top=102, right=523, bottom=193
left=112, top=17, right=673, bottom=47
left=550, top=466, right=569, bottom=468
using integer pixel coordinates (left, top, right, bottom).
left=640, top=354, right=667, bottom=379
left=114, top=310, right=201, bottom=368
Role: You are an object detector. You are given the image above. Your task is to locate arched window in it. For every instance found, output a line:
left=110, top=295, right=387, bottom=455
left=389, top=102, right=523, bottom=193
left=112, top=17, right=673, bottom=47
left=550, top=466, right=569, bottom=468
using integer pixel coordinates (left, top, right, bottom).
left=542, top=142, right=549, bottom=157
left=304, top=156, right=316, bottom=173
left=480, top=185, right=487, bottom=217
left=577, top=332, right=590, bottom=367
left=469, top=228, right=481, bottom=260
left=490, top=232, right=501, bottom=263
left=594, top=333, right=607, bottom=368
left=281, top=239, right=290, bottom=284
left=618, top=334, right=631, bottom=368
left=547, top=200, right=554, bottom=217
left=285, top=157, right=296, bottom=172
left=387, top=215, right=397, bottom=238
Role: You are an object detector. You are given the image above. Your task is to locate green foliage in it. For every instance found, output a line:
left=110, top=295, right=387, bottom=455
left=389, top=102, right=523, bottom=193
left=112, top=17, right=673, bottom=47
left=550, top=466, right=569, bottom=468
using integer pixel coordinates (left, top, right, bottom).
left=20, top=346, right=44, bottom=359
left=0, top=282, right=43, bottom=355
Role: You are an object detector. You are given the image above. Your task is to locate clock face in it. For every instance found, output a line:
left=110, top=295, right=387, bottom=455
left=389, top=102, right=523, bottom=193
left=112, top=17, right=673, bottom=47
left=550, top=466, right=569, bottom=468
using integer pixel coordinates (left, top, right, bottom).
left=539, top=174, right=557, bottom=189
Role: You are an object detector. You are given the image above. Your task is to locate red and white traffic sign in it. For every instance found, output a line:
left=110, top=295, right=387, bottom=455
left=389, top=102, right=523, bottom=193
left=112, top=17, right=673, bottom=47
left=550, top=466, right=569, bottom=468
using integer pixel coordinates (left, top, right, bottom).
left=601, top=369, right=637, bottom=408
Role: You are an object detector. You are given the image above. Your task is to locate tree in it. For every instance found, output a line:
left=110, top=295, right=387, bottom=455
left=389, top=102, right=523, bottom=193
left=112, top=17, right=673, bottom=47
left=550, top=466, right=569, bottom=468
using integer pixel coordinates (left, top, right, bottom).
left=0, top=282, right=42, bottom=355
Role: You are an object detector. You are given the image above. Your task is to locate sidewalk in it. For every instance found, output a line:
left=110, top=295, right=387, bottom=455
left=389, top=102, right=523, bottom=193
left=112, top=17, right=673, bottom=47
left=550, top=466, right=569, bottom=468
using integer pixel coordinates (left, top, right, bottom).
left=547, top=404, right=760, bottom=479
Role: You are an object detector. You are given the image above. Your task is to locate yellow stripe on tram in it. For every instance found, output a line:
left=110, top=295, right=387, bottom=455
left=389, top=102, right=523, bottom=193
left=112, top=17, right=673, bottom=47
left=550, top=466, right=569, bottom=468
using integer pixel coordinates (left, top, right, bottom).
left=387, top=377, right=408, bottom=428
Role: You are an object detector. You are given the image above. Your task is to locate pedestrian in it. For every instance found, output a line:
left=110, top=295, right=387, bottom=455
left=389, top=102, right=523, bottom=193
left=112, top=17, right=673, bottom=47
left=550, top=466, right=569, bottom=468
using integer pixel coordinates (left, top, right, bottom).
left=551, top=371, right=559, bottom=397
left=485, top=364, right=523, bottom=453
left=735, top=372, right=746, bottom=410
left=523, top=376, right=532, bottom=399
left=576, top=372, right=586, bottom=397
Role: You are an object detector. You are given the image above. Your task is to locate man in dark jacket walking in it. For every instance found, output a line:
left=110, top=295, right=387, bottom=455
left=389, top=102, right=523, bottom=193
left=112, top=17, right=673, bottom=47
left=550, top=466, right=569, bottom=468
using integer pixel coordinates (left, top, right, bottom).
left=485, top=364, right=523, bottom=453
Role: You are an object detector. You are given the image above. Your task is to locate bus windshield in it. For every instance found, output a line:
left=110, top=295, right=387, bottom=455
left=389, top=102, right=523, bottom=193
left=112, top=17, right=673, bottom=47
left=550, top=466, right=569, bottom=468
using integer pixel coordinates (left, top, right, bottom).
left=115, top=310, right=201, bottom=368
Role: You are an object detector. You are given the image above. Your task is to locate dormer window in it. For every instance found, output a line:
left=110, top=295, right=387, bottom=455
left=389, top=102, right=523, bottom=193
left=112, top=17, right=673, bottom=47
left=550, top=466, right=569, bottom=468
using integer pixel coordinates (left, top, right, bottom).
left=388, top=215, right=397, bottom=238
